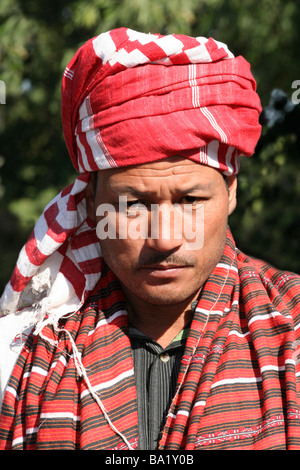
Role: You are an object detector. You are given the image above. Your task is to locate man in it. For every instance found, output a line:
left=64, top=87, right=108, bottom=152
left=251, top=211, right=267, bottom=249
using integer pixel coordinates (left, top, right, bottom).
left=0, top=27, right=299, bottom=450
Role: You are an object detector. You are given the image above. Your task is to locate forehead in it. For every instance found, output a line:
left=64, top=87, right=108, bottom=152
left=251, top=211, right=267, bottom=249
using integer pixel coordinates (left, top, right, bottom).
left=97, top=156, right=223, bottom=192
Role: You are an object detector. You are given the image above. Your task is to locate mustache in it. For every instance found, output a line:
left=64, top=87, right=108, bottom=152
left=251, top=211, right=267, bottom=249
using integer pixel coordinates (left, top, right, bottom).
left=138, top=252, right=196, bottom=268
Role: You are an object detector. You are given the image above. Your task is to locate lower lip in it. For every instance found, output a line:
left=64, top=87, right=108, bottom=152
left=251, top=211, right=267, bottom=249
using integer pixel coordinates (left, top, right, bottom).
left=140, top=267, right=187, bottom=278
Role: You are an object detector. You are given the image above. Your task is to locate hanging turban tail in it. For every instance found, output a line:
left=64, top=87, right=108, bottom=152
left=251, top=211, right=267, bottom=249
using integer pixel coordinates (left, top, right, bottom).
left=0, top=28, right=262, bottom=322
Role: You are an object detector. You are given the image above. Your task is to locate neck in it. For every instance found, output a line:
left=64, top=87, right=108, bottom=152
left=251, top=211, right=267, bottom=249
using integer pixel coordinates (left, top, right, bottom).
left=123, top=287, right=201, bottom=348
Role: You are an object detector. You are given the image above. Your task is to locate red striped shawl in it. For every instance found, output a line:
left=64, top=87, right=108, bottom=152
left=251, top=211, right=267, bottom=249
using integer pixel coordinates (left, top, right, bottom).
left=1, top=230, right=300, bottom=450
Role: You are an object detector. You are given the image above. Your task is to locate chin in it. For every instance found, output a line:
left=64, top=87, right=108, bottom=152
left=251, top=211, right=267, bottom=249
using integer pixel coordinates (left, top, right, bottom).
left=125, top=284, right=200, bottom=306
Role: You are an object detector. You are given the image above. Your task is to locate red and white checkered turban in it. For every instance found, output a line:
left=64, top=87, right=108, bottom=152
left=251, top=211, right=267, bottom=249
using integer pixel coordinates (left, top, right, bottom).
left=0, top=28, right=262, bottom=327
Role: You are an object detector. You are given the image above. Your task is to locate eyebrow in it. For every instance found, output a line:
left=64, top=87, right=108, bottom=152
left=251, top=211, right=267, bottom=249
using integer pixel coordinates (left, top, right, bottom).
left=111, top=183, right=213, bottom=197
left=180, top=183, right=213, bottom=193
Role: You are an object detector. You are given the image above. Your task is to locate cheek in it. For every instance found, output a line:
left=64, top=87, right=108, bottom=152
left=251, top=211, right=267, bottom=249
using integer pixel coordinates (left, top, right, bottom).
left=100, top=236, right=127, bottom=263
left=96, top=209, right=146, bottom=270
left=201, top=200, right=229, bottom=255
left=99, top=235, right=142, bottom=277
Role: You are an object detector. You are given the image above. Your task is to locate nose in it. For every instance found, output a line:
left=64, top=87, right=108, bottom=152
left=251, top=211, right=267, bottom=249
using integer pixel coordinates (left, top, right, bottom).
left=145, top=203, right=184, bottom=252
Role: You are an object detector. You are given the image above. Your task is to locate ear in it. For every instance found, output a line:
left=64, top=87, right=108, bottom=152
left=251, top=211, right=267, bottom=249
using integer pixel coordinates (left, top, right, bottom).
left=226, top=175, right=237, bottom=215
left=85, top=172, right=97, bottom=222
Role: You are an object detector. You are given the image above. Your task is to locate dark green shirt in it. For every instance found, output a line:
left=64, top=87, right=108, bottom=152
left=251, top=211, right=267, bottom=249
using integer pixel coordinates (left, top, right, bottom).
left=129, top=325, right=189, bottom=450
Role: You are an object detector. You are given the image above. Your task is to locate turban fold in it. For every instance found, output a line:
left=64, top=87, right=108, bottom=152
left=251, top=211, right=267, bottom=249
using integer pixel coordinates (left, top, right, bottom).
left=1, top=28, right=262, bottom=326
left=62, top=28, right=261, bottom=175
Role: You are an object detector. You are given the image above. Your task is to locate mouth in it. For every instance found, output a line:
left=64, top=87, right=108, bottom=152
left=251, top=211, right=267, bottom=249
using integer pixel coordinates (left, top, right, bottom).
left=139, top=263, right=190, bottom=278
left=143, top=263, right=187, bottom=269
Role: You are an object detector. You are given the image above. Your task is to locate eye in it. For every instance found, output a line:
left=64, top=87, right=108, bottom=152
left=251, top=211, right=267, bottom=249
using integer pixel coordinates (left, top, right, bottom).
left=126, top=199, right=148, bottom=217
left=126, top=199, right=145, bottom=208
left=182, top=196, right=201, bottom=204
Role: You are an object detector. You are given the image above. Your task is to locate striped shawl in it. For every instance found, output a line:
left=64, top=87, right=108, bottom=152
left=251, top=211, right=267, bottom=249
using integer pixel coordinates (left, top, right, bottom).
left=1, top=230, right=300, bottom=450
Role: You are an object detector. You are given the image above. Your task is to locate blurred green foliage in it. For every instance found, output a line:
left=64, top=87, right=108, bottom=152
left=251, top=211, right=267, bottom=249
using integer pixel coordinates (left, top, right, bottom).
left=0, top=0, right=299, bottom=292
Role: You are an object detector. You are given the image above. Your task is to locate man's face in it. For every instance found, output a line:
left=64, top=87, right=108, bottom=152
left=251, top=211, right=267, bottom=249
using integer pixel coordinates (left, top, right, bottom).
left=93, top=156, right=236, bottom=307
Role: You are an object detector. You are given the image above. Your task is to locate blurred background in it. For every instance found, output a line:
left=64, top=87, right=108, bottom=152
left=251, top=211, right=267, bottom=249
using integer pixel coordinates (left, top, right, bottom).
left=0, top=0, right=299, bottom=292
